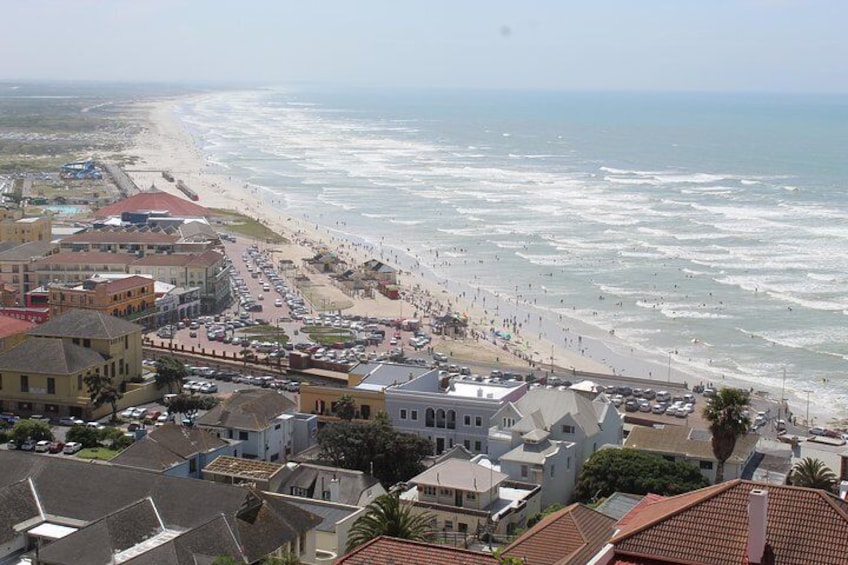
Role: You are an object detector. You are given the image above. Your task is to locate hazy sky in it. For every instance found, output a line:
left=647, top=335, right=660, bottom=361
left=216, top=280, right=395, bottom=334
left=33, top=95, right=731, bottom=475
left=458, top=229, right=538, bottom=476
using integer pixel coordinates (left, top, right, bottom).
left=3, top=0, right=846, bottom=92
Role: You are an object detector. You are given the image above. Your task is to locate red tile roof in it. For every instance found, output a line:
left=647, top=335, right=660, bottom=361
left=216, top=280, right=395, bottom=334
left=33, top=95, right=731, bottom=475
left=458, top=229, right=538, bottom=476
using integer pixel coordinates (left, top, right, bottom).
left=501, top=503, right=616, bottom=565
left=94, top=189, right=209, bottom=218
left=0, top=314, right=37, bottom=338
left=611, top=479, right=848, bottom=565
left=337, top=536, right=497, bottom=565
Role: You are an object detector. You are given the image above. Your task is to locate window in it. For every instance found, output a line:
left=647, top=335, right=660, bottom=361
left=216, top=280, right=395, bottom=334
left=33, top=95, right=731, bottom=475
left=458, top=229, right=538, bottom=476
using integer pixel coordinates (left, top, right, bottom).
left=425, top=408, right=435, bottom=428
left=47, top=378, right=55, bottom=395
left=274, top=424, right=281, bottom=430
left=436, top=408, right=445, bottom=428
left=78, top=375, right=83, bottom=390
left=322, top=490, right=331, bottom=500
left=561, top=424, right=575, bottom=434
left=567, top=456, right=571, bottom=470
left=400, top=409, right=408, bottom=420
left=700, top=460, right=714, bottom=470
left=503, top=417, right=515, bottom=428
left=463, top=440, right=471, bottom=450
left=20, top=375, right=28, bottom=393
left=411, top=410, right=418, bottom=421
left=466, top=491, right=476, bottom=500
left=447, top=410, right=456, bottom=429
left=439, top=488, right=451, bottom=496
left=83, top=339, right=91, bottom=348
left=550, top=465, right=555, bottom=477
left=521, top=465, right=528, bottom=478
left=474, top=440, right=481, bottom=452
left=464, top=415, right=471, bottom=426
left=361, top=404, right=371, bottom=419
left=475, top=416, right=482, bottom=427
left=291, top=487, right=309, bottom=497
left=444, top=520, right=453, bottom=531
left=238, top=431, right=249, bottom=441
left=423, top=485, right=437, bottom=496
left=189, top=458, right=198, bottom=473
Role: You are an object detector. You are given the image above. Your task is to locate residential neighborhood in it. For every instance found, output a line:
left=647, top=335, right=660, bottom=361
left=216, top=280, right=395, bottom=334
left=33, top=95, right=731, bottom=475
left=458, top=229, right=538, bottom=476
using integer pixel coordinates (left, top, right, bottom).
left=0, top=181, right=844, bottom=565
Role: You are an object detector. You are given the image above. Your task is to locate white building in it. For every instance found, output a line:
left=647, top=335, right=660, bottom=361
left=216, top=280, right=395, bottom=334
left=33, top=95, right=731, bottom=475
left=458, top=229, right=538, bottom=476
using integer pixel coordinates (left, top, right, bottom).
left=488, top=388, right=623, bottom=505
left=196, top=389, right=309, bottom=462
left=385, top=372, right=528, bottom=455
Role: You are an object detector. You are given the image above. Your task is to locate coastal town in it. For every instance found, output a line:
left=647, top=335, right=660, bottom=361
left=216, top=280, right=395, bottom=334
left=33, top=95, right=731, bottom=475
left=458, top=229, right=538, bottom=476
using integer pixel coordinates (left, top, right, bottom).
left=0, top=134, right=847, bottom=565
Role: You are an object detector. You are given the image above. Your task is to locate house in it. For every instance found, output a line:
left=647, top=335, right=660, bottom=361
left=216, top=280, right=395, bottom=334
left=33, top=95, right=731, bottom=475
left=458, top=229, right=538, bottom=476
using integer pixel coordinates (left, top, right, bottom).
left=624, top=425, right=758, bottom=483
left=110, top=423, right=240, bottom=478
left=386, top=371, right=528, bottom=455
left=280, top=495, right=368, bottom=562
left=33, top=251, right=135, bottom=287
left=399, top=458, right=541, bottom=537
left=488, top=388, right=622, bottom=504
left=275, top=462, right=386, bottom=507
left=197, top=388, right=307, bottom=462
left=300, top=362, right=433, bottom=423
left=0, top=450, right=321, bottom=565
left=500, top=503, right=616, bottom=565
left=130, top=249, right=231, bottom=313
left=0, top=309, right=143, bottom=420
left=337, top=536, right=497, bottom=565
left=598, top=479, right=848, bottom=565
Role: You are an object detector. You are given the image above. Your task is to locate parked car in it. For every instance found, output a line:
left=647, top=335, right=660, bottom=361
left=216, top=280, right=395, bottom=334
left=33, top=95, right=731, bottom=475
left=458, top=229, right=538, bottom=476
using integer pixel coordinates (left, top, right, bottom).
left=86, top=421, right=105, bottom=430
left=199, top=382, right=218, bottom=394
left=48, top=441, right=65, bottom=454
left=30, top=414, right=51, bottom=424
left=810, top=426, right=826, bottom=436
left=58, top=417, right=84, bottom=426
left=120, top=407, right=137, bottom=419
left=34, top=440, right=51, bottom=453
left=21, top=439, right=37, bottom=451
left=63, top=442, right=83, bottom=455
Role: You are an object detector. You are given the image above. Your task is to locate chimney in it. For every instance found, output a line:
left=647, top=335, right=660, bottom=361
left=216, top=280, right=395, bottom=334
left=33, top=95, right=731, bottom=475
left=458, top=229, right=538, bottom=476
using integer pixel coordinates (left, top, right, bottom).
left=747, top=488, right=768, bottom=564
left=839, top=481, right=848, bottom=501
left=329, top=476, right=340, bottom=503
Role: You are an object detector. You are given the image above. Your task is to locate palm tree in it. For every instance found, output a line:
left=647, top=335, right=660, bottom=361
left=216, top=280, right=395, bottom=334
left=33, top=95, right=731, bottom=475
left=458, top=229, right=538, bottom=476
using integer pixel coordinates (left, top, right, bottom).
left=790, top=457, right=837, bottom=491
left=345, top=493, right=434, bottom=553
left=702, top=387, right=750, bottom=484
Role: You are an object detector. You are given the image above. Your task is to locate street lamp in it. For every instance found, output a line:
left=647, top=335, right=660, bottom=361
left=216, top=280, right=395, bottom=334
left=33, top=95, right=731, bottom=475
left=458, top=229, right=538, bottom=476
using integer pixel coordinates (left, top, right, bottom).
left=667, top=351, right=672, bottom=383
left=804, top=389, right=813, bottom=426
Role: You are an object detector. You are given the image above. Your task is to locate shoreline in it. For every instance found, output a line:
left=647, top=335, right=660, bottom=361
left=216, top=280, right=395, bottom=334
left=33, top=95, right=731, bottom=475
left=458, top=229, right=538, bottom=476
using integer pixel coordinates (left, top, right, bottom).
left=120, top=94, right=837, bottom=426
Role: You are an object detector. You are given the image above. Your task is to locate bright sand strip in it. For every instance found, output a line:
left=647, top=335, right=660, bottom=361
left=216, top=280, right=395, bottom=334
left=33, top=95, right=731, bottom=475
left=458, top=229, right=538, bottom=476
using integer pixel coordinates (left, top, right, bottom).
left=122, top=97, right=831, bottom=425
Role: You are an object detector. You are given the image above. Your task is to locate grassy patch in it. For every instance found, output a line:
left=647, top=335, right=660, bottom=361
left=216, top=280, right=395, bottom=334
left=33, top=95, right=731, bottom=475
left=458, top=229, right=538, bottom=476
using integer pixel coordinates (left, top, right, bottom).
left=302, top=325, right=354, bottom=344
left=210, top=208, right=288, bottom=244
left=239, top=324, right=285, bottom=335
left=76, top=447, right=120, bottom=461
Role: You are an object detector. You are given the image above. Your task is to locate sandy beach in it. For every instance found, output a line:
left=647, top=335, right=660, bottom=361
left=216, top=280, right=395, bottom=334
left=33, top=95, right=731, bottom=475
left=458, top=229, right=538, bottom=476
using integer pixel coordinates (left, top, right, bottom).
left=121, top=97, right=833, bottom=426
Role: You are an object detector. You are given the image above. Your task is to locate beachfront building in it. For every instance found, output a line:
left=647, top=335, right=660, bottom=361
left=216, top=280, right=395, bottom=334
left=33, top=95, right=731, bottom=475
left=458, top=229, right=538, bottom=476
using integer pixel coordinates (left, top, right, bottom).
left=0, top=310, right=143, bottom=420
left=488, top=388, right=622, bottom=504
left=33, top=251, right=134, bottom=286
left=399, top=458, right=541, bottom=537
left=58, top=226, right=215, bottom=256
left=385, top=372, right=528, bottom=455
left=47, top=274, right=156, bottom=327
left=0, top=217, right=51, bottom=245
left=155, top=284, right=202, bottom=326
left=299, top=362, right=433, bottom=423
left=624, top=425, right=758, bottom=483
left=93, top=186, right=211, bottom=219
left=131, top=249, right=231, bottom=313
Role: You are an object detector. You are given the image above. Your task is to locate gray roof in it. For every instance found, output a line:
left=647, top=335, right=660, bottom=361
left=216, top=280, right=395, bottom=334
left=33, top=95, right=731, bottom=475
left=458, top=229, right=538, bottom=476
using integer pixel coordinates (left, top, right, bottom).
left=413, top=459, right=508, bottom=493
left=351, top=362, right=431, bottom=388
left=196, top=389, right=295, bottom=431
left=0, top=451, right=320, bottom=565
left=0, top=479, right=40, bottom=546
left=277, top=463, right=382, bottom=507
left=0, top=336, right=105, bottom=374
left=594, top=492, right=646, bottom=521
left=280, top=495, right=361, bottom=533
left=30, top=309, right=141, bottom=340
left=111, top=424, right=231, bottom=472
left=500, top=436, right=562, bottom=465
left=0, top=241, right=57, bottom=261
left=510, top=389, right=601, bottom=436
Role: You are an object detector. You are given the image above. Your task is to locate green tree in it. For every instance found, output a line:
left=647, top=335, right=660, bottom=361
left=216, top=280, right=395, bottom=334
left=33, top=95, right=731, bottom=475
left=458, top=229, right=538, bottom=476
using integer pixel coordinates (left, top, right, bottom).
left=790, top=457, right=837, bottom=491
left=84, top=372, right=123, bottom=423
left=702, top=387, right=751, bottom=483
left=334, top=393, right=356, bottom=421
left=168, top=393, right=205, bottom=425
left=66, top=424, right=102, bottom=448
left=318, top=417, right=433, bottom=487
left=11, top=419, right=53, bottom=443
left=262, top=554, right=301, bottom=565
left=154, top=356, right=187, bottom=393
left=575, top=448, right=710, bottom=503
left=210, top=557, right=240, bottom=565
left=345, top=493, right=434, bottom=552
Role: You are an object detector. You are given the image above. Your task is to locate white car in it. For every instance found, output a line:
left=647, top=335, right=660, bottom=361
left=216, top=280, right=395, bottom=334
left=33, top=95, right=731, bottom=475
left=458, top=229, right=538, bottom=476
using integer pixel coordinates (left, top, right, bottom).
left=157, top=412, right=174, bottom=424
left=120, top=407, right=137, bottom=419
left=199, top=382, right=218, bottom=394
left=132, top=408, right=148, bottom=420
left=85, top=421, right=105, bottom=430
left=274, top=299, right=283, bottom=307
left=63, top=442, right=83, bottom=454
left=34, top=440, right=51, bottom=453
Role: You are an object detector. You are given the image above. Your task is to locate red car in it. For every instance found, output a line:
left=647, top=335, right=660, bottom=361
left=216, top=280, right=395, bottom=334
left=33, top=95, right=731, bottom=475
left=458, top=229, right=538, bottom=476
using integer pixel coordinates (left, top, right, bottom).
left=48, top=441, right=65, bottom=454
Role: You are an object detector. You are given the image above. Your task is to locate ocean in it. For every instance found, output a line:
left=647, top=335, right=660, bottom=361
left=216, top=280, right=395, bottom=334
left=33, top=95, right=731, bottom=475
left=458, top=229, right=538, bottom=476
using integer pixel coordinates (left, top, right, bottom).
left=174, top=87, right=848, bottom=418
